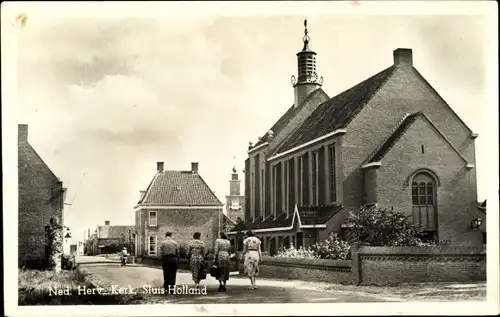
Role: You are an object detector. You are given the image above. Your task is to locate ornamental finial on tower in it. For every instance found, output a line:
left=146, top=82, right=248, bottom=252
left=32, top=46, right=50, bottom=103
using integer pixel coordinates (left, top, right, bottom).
left=302, top=19, right=310, bottom=51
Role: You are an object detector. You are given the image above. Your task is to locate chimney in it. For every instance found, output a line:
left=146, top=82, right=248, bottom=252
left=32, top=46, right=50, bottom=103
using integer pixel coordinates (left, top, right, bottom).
left=18, top=124, right=28, bottom=142
left=191, top=162, right=199, bottom=174
left=105, top=221, right=110, bottom=226
left=88, top=228, right=90, bottom=238
left=393, top=48, right=413, bottom=67
left=157, top=161, right=164, bottom=173
left=140, top=190, right=147, bottom=201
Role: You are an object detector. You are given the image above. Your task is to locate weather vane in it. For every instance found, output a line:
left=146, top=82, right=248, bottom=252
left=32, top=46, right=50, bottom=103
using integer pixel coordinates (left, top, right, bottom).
left=303, top=19, right=310, bottom=44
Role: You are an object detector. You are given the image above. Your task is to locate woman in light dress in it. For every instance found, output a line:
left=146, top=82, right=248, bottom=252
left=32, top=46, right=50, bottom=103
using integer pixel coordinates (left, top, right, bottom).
left=243, top=230, right=262, bottom=290
left=187, top=232, right=205, bottom=289
left=214, top=232, right=231, bottom=292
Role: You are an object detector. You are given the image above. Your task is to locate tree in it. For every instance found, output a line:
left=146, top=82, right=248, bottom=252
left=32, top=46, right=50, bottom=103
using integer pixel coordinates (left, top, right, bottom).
left=46, top=216, right=63, bottom=272
left=344, top=205, right=427, bottom=246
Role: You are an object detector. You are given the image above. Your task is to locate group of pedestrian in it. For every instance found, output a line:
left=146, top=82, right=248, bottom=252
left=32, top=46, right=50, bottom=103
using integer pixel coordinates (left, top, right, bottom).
left=158, top=229, right=263, bottom=293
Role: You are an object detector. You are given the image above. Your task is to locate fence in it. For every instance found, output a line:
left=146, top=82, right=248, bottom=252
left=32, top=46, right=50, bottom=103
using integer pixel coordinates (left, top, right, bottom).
left=237, top=245, right=486, bottom=285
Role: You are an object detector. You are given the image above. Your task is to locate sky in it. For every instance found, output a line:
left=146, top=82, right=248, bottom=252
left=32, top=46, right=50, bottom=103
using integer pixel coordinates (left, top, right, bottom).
left=10, top=4, right=496, bottom=243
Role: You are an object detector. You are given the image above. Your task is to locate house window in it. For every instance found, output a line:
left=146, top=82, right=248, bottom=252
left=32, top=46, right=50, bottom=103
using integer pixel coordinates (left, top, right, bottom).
left=328, top=144, right=337, bottom=202
left=148, top=236, right=157, bottom=256
left=312, top=151, right=319, bottom=205
left=148, top=211, right=157, bottom=227
left=411, top=173, right=437, bottom=240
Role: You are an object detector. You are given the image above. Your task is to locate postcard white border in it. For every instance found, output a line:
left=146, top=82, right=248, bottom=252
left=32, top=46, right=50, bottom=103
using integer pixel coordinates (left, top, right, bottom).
left=2, top=1, right=499, bottom=316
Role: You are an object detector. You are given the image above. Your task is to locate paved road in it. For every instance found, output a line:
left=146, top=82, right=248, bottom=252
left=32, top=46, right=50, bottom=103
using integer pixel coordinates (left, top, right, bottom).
left=76, top=256, right=393, bottom=304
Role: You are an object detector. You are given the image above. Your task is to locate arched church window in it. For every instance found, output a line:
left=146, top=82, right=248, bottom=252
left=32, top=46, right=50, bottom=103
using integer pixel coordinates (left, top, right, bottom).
left=411, top=172, right=438, bottom=243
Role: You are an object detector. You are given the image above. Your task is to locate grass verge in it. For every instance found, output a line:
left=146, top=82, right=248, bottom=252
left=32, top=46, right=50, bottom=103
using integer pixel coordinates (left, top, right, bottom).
left=18, top=268, right=144, bottom=305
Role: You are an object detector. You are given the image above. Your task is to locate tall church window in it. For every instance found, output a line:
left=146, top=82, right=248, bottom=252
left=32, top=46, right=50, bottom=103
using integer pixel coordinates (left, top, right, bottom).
left=260, top=169, right=265, bottom=216
left=298, top=157, right=303, bottom=205
left=411, top=173, right=437, bottom=242
left=312, top=151, right=319, bottom=205
left=272, top=165, right=278, bottom=217
left=284, top=161, right=290, bottom=215
left=328, top=144, right=337, bottom=202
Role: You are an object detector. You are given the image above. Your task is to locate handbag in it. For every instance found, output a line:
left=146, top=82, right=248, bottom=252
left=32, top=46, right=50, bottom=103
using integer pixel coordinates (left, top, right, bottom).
left=210, top=265, right=220, bottom=279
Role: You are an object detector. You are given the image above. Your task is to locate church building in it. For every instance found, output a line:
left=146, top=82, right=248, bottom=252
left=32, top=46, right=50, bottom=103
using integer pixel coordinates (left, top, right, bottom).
left=225, top=164, right=245, bottom=223
left=228, top=20, right=484, bottom=253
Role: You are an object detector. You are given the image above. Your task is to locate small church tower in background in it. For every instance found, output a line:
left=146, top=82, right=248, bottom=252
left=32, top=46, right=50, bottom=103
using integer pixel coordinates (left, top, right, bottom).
left=225, top=159, right=245, bottom=223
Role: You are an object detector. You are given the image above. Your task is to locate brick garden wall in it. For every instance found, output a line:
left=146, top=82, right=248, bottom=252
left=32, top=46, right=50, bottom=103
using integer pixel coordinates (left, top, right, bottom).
left=353, top=245, right=486, bottom=285
left=238, top=245, right=486, bottom=285
left=240, top=256, right=353, bottom=284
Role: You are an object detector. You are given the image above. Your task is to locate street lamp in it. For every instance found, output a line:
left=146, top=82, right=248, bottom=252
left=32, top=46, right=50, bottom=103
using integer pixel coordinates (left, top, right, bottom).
left=470, top=218, right=483, bottom=230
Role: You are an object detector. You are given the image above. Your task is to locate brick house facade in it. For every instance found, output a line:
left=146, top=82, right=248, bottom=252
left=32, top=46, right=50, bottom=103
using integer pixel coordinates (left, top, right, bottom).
left=228, top=22, right=484, bottom=252
left=134, top=162, right=229, bottom=258
left=18, top=124, right=66, bottom=267
left=225, top=166, right=245, bottom=223
left=85, top=221, right=135, bottom=255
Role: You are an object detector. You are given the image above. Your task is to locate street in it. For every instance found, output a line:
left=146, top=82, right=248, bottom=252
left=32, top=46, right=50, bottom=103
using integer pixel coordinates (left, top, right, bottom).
left=76, top=256, right=391, bottom=303
left=76, top=256, right=486, bottom=304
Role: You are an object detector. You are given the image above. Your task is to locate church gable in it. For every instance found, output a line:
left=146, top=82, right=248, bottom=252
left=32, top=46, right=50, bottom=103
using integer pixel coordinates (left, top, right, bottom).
left=364, top=112, right=470, bottom=167
left=362, top=51, right=476, bottom=153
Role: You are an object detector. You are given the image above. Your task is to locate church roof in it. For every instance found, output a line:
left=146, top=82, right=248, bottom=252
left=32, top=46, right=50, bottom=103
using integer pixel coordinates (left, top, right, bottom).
left=228, top=204, right=342, bottom=233
left=138, top=170, right=222, bottom=206
left=276, top=66, right=396, bottom=154
left=97, top=225, right=135, bottom=239
left=252, top=88, right=328, bottom=149
left=366, top=112, right=422, bottom=163
left=297, top=204, right=343, bottom=225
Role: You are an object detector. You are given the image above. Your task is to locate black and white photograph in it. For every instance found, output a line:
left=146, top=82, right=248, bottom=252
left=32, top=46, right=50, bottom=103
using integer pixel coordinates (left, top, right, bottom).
left=2, top=1, right=499, bottom=316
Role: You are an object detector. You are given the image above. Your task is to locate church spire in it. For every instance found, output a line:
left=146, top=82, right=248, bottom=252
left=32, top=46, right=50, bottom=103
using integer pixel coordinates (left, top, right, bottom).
left=291, top=19, right=323, bottom=107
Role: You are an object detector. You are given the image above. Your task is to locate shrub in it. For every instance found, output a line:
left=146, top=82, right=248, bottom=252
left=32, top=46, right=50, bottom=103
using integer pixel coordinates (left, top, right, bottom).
left=62, top=254, right=76, bottom=270
left=310, top=233, right=351, bottom=260
left=344, top=205, right=427, bottom=246
left=275, top=244, right=319, bottom=259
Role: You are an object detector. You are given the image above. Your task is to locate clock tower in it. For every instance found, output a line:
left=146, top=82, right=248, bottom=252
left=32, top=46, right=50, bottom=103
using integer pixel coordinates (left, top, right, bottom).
left=225, top=163, right=245, bottom=223
left=291, top=19, right=323, bottom=108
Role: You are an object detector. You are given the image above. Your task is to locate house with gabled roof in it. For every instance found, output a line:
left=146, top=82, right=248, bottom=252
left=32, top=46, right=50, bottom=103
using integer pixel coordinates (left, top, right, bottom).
left=18, top=124, right=67, bottom=267
left=134, top=161, right=228, bottom=258
left=228, top=20, right=484, bottom=251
